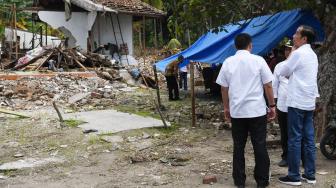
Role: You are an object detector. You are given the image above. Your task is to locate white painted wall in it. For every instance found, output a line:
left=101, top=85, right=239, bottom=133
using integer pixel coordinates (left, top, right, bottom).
left=37, top=11, right=133, bottom=55
left=92, top=13, right=133, bottom=55
left=5, top=27, right=60, bottom=49
left=38, top=11, right=92, bottom=50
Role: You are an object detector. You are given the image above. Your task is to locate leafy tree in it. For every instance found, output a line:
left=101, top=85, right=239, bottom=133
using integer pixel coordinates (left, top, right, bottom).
left=164, top=0, right=336, bottom=134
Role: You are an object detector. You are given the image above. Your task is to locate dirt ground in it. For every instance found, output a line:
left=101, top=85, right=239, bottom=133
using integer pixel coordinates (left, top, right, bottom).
left=0, top=88, right=335, bottom=188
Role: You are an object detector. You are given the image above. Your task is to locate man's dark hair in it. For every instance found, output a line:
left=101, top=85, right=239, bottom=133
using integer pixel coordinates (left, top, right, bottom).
left=300, top=25, right=316, bottom=44
left=234, top=33, right=252, bottom=50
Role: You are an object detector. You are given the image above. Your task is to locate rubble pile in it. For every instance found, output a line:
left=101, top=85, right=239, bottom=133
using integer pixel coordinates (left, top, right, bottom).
left=0, top=75, right=136, bottom=110
left=7, top=46, right=112, bottom=71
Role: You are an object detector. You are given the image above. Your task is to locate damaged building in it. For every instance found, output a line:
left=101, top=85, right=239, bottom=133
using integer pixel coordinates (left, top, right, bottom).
left=31, top=0, right=165, bottom=64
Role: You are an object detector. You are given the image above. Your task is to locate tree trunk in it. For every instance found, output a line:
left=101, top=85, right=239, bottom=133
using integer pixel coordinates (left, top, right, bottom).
left=315, top=9, right=336, bottom=140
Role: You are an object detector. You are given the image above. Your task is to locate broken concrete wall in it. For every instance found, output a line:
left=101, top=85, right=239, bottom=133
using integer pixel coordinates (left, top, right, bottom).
left=38, top=11, right=97, bottom=50
left=4, top=28, right=61, bottom=49
left=91, top=13, right=133, bottom=55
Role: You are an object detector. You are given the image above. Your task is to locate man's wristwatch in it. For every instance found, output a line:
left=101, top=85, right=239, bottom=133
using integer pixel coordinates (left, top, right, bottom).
left=269, top=104, right=276, bottom=108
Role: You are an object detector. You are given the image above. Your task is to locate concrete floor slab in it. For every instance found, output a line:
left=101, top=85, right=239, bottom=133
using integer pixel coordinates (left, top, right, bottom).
left=64, top=110, right=168, bottom=134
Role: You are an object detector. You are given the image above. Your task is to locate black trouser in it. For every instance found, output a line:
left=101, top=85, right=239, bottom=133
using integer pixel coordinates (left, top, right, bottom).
left=231, top=115, right=270, bottom=186
left=277, top=109, right=288, bottom=161
left=165, top=75, right=179, bottom=100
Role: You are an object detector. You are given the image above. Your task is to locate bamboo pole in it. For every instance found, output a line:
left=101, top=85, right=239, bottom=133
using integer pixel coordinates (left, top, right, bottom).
left=190, top=62, right=196, bottom=127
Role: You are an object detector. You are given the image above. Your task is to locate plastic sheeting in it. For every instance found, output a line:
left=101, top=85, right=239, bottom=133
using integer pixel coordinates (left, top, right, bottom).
left=155, top=9, right=325, bottom=72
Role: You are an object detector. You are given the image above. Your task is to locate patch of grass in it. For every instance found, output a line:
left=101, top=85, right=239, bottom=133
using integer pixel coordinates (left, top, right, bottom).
left=88, top=134, right=101, bottom=145
left=1, top=169, right=17, bottom=176
left=153, top=123, right=180, bottom=134
left=64, top=119, right=87, bottom=128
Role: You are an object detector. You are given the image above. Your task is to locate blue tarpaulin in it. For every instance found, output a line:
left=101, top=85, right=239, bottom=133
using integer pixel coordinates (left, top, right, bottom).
left=155, top=9, right=325, bottom=72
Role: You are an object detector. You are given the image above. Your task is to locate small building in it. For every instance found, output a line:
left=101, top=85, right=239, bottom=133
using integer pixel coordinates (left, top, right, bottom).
left=32, top=0, right=166, bottom=56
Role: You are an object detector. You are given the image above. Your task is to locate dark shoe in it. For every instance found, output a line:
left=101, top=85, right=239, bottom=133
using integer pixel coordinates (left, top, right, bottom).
left=278, top=176, right=301, bottom=186
left=257, top=186, right=266, bottom=188
left=301, top=174, right=316, bottom=184
left=236, top=185, right=245, bottom=188
left=173, top=97, right=180, bottom=100
left=278, top=159, right=288, bottom=167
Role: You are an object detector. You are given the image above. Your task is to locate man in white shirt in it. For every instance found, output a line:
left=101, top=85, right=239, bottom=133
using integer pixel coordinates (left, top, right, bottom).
left=278, top=25, right=319, bottom=186
left=216, top=33, right=276, bottom=188
left=273, top=43, right=295, bottom=167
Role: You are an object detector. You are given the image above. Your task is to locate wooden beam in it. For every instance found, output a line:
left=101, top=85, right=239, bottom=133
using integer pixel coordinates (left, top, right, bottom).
left=0, top=108, right=30, bottom=118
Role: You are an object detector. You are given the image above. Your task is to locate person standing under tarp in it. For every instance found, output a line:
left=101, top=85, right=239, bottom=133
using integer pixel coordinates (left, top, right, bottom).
left=278, top=25, right=319, bottom=186
left=179, top=64, right=188, bottom=91
left=165, top=55, right=183, bottom=101
left=216, top=33, right=275, bottom=188
left=272, top=41, right=293, bottom=167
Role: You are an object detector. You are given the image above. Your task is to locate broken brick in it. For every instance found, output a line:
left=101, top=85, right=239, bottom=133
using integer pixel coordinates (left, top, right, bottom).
left=203, top=175, right=217, bottom=184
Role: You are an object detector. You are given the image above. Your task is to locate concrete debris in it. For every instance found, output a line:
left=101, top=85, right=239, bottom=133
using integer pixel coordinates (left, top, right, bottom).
left=101, top=135, right=124, bottom=143
left=0, top=157, right=64, bottom=171
left=13, top=153, right=24, bottom=158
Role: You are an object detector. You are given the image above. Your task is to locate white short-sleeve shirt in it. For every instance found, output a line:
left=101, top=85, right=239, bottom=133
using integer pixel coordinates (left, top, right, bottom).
left=216, top=50, right=273, bottom=118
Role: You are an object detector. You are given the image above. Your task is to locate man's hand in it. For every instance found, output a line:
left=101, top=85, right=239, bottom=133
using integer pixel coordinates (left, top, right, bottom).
left=224, top=108, right=231, bottom=122
left=267, top=107, right=276, bottom=121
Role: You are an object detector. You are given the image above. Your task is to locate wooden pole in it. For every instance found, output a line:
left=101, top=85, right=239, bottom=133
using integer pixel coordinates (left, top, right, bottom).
left=142, top=16, right=146, bottom=65
left=154, top=18, right=157, bottom=49
left=190, top=62, right=196, bottom=127
left=159, top=18, right=163, bottom=45
left=14, top=4, right=18, bottom=59
left=52, top=101, right=65, bottom=128
left=97, top=13, right=101, bottom=46
left=32, top=14, right=35, bottom=49
left=153, top=64, right=162, bottom=108
left=45, top=23, right=48, bottom=46
left=140, top=70, right=168, bottom=128
left=9, top=5, right=14, bottom=60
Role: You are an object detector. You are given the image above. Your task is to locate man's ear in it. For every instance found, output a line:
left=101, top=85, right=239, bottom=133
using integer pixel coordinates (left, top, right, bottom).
left=302, top=36, right=308, bottom=43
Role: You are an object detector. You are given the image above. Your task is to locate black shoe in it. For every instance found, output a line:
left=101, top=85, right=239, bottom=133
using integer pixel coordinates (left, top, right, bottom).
left=236, top=185, right=245, bottom=188
left=278, top=176, right=301, bottom=186
left=301, top=174, right=316, bottom=184
left=257, top=186, right=266, bottom=188
left=278, top=159, right=288, bottom=167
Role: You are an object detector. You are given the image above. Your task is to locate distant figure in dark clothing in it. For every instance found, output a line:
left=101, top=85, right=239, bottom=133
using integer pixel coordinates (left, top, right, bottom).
left=165, top=55, right=183, bottom=100
left=268, top=48, right=285, bottom=73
